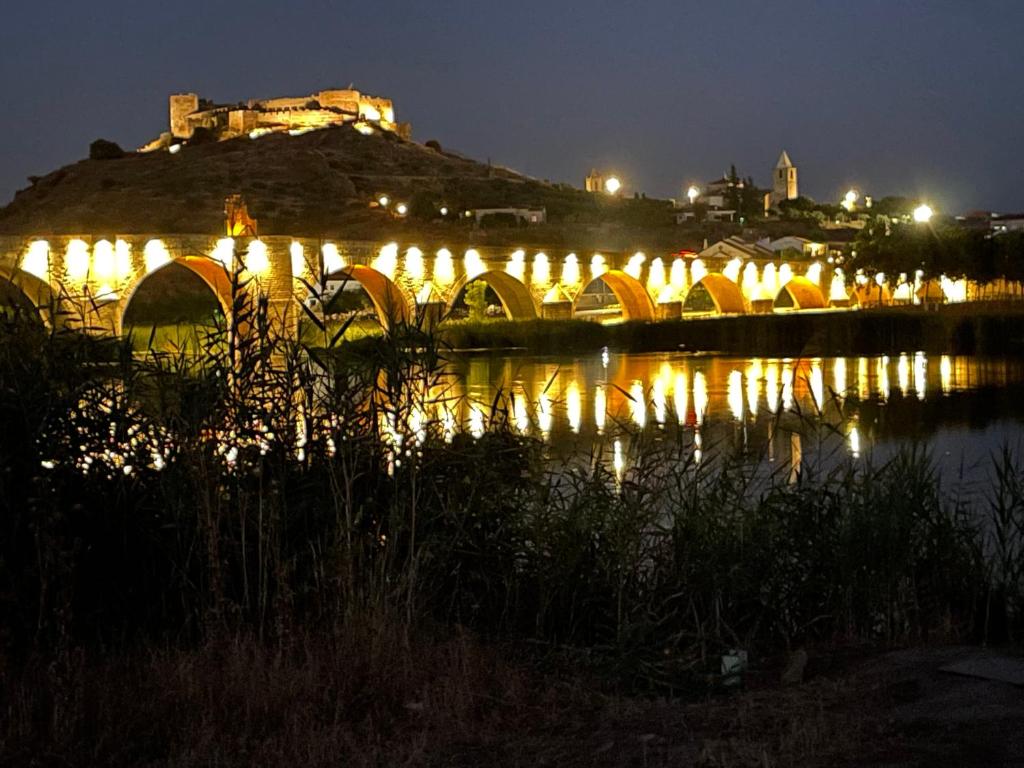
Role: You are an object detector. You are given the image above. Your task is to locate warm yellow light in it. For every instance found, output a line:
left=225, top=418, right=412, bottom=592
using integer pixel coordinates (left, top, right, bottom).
left=778, top=262, right=793, bottom=289
left=604, top=176, right=621, bottom=195
left=440, top=206, right=449, bottom=216
left=290, top=242, right=306, bottom=278
left=728, top=370, right=744, bottom=421
left=245, top=240, right=270, bottom=276
left=693, top=371, right=708, bottom=425
left=95, top=283, right=118, bottom=301
left=566, top=381, right=582, bottom=434
left=670, top=258, right=687, bottom=289
left=434, top=248, right=455, bottom=286
left=92, top=240, right=115, bottom=281
left=646, top=257, right=666, bottom=294
left=674, top=372, right=688, bottom=425
left=913, top=203, right=933, bottom=223
left=506, top=249, right=525, bottom=281
left=373, top=243, right=398, bottom=279
left=531, top=253, right=550, bottom=287
left=625, top=252, right=645, bottom=280
left=723, top=257, right=742, bottom=283
left=761, top=263, right=777, bottom=296
left=629, top=380, right=646, bottom=428
left=742, top=262, right=759, bottom=297
left=378, top=195, right=390, bottom=208
left=687, top=185, right=699, bottom=204
left=690, top=258, right=708, bottom=284
left=211, top=238, right=234, bottom=269
left=594, top=384, right=606, bottom=434
left=464, top=249, right=485, bottom=280
left=561, top=253, right=580, bottom=286
left=322, top=243, right=345, bottom=274
left=65, top=239, right=90, bottom=283
left=144, top=239, right=171, bottom=274
left=590, top=253, right=607, bottom=280
left=842, top=189, right=858, bottom=211
left=830, top=269, right=848, bottom=301
left=395, top=203, right=408, bottom=216
left=804, top=262, right=822, bottom=285
left=405, top=247, right=425, bottom=282
left=114, top=240, right=132, bottom=281
left=21, top=241, right=50, bottom=282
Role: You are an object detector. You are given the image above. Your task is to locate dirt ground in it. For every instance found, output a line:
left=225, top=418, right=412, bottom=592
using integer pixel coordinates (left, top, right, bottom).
left=441, top=646, right=1024, bottom=767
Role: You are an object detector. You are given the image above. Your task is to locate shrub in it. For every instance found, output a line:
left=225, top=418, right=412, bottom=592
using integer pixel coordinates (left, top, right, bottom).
left=88, top=138, right=124, bottom=160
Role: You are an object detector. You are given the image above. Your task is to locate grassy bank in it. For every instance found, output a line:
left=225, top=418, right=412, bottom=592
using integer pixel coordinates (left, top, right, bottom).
left=2, top=296, right=1023, bottom=764
left=438, top=303, right=1024, bottom=357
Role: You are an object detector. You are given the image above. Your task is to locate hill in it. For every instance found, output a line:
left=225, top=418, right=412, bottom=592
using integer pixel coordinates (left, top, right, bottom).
left=0, top=124, right=690, bottom=248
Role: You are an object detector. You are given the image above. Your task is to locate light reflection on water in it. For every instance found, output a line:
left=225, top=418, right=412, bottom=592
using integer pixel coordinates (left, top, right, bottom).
left=446, top=350, right=1024, bottom=479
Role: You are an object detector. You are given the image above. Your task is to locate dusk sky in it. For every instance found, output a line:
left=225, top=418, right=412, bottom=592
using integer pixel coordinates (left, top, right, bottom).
left=2, top=0, right=1022, bottom=214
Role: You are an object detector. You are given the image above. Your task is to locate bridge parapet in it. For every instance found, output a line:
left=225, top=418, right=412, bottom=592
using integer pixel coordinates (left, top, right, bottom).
left=0, top=234, right=990, bottom=336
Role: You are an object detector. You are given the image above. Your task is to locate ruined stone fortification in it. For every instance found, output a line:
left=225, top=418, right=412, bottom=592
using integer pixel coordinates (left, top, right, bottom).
left=144, top=87, right=410, bottom=150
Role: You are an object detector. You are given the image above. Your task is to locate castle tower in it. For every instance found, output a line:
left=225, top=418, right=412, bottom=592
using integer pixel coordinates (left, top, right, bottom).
left=169, top=93, right=199, bottom=139
left=771, top=150, right=798, bottom=206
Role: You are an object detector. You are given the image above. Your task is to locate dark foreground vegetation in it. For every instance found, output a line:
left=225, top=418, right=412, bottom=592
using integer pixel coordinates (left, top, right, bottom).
left=440, top=301, right=1024, bottom=357
left=2, top=295, right=1023, bottom=766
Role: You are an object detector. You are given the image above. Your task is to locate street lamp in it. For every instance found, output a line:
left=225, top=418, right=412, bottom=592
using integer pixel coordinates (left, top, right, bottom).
left=913, top=203, right=933, bottom=223
left=687, top=185, right=700, bottom=206
left=604, top=176, right=621, bottom=195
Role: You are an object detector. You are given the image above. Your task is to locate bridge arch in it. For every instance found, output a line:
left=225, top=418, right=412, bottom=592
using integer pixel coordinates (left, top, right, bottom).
left=325, top=264, right=413, bottom=329
left=851, top=282, right=892, bottom=308
left=575, top=269, right=655, bottom=321
left=683, top=273, right=747, bottom=314
left=119, top=257, right=235, bottom=344
left=449, top=270, right=537, bottom=320
left=120, top=256, right=236, bottom=335
left=774, top=276, right=828, bottom=310
left=0, top=266, right=70, bottom=329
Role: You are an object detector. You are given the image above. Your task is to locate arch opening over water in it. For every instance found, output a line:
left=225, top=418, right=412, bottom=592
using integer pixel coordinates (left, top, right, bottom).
left=449, top=270, right=537, bottom=320
left=121, top=261, right=226, bottom=351
left=322, top=264, right=412, bottom=329
left=575, top=269, right=655, bottom=322
left=774, top=276, right=828, bottom=310
left=0, top=267, right=63, bottom=328
left=683, top=274, right=747, bottom=315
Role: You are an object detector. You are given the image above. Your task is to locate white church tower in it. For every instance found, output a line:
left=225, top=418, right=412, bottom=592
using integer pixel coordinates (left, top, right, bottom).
left=771, top=150, right=798, bottom=207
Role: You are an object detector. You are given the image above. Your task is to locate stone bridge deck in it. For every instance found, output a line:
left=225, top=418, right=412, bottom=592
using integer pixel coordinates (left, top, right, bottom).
left=0, top=234, right=986, bottom=336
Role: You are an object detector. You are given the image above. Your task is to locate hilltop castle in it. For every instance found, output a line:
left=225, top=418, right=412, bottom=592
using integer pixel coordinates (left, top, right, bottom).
left=141, top=87, right=410, bottom=150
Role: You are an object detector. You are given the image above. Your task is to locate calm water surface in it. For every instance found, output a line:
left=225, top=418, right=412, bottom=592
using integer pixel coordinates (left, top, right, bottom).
left=443, top=350, right=1024, bottom=488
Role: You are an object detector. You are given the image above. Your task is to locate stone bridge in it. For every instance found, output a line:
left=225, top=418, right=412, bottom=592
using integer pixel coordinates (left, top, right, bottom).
left=0, top=234, right=932, bottom=336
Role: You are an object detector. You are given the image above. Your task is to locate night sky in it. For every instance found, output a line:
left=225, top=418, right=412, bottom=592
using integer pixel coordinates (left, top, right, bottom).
left=2, top=0, right=1022, bottom=214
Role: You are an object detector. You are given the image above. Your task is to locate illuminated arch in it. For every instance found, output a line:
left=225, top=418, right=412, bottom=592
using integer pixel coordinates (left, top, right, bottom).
left=774, top=276, right=827, bottom=310
left=119, top=256, right=235, bottom=337
left=683, top=273, right=747, bottom=314
left=327, top=264, right=412, bottom=328
left=450, top=269, right=537, bottom=320
left=0, top=266, right=70, bottom=329
left=851, top=282, right=892, bottom=308
left=575, top=269, right=655, bottom=321
left=120, top=256, right=236, bottom=334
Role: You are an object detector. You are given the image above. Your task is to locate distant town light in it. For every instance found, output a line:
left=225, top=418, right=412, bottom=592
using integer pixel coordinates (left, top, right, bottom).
left=842, top=189, right=859, bottom=211
left=378, top=195, right=390, bottom=208
left=395, top=203, right=408, bottom=216
left=439, top=206, right=449, bottom=216
left=168, top=143, right=181, bottom=155
left=913, top=203, right=934, bottom=223
left=604, top=176, right=622, bottom=195
left=687, top=185, right=700, bottom=205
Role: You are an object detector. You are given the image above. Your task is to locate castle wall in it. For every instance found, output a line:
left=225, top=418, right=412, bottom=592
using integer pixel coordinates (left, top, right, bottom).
left=317, top=89, right=361, bottom=114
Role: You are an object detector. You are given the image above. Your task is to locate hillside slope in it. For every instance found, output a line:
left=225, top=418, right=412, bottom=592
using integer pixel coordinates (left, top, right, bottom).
left=0, top=124, right=679, bottom=244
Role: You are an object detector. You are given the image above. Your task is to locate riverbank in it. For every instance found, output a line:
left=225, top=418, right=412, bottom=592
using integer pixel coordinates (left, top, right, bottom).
left=438, top=302, right=1024, bottom=357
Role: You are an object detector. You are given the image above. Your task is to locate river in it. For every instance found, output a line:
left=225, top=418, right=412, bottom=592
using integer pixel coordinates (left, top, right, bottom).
left=443, top=350, right=1024, bottom=489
